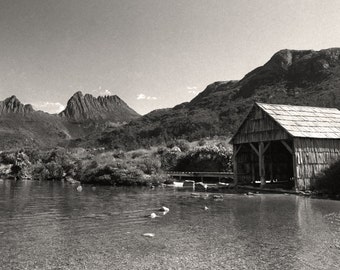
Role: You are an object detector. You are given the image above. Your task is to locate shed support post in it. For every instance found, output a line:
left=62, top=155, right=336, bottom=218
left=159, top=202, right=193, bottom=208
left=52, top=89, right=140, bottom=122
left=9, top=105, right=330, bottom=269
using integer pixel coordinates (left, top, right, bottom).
left=281, top=140, right=298, bottom=190
left=233, top=145, right=241, bottom=185
left=292, top=141, right=298, bottom=191
left=259, top=142, right=265, bottom=187
left=251, top=152, right=255, bottom=182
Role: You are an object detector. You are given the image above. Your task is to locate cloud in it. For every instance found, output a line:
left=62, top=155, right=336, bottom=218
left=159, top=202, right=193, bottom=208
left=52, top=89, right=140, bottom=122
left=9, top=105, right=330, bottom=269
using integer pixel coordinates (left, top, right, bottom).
left=32, top=102, right=65, bottom=113
left=92, top=86, right=112, bottom=96
left=188, top=90, right=198, bottom=95
left=137, top=93, right=158, bottom=100
left=187, top=86, right=199, bottom=95
left=99, top=89, right=112, bottom=96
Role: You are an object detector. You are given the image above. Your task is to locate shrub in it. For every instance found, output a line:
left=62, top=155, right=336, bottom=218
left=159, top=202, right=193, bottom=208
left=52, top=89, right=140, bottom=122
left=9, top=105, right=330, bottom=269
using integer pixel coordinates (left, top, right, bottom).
left=176, top=139, right=190, bottom=152
left=198, top=139, right=206, bottom=146
left=160, top=151, right=182, bottom=171
left=313, top=159, right=340, bottom=195
left=166, top=139, right=190, bottom=152
left=0, top=152, right=16, bottom=164
left=32, top=162, right=49, bottom=180
left=156, top=146, right=168, bottom=155
left=32, top=161, right=64, bottom=180
left=174, top=144, right=232, bottom=172
left=130, top=149, right=149, bottom=159
left=138, top=157, right=161, bottom=174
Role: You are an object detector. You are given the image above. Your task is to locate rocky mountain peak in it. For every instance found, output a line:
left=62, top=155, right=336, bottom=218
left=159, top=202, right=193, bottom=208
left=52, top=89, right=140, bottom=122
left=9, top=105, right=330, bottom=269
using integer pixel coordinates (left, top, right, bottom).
left=59, top=92, right=140, bottom=122
left=0, top=95, right=34, bottom=115
left=236, top=48, right=340, bottom=98
left=73, top=91, right=84, bottom=98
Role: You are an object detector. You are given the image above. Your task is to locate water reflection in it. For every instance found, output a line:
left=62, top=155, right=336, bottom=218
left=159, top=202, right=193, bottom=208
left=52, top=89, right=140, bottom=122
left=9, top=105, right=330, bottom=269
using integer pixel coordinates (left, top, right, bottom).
left=0, top=180, right=339, bottom=269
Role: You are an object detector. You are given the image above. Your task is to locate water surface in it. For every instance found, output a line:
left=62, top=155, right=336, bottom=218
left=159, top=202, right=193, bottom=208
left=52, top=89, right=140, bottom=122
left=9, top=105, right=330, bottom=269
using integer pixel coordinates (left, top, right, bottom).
left=0, top=179, right=340, bottom=269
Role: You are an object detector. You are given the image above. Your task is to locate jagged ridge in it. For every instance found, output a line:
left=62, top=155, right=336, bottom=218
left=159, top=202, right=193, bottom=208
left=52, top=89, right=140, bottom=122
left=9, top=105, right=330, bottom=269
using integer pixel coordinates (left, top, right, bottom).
left=0, top=95, right=34, bottom=115
left=0, top=92, right=140, bottom=150
left=59, top=91, right=140, bottom=122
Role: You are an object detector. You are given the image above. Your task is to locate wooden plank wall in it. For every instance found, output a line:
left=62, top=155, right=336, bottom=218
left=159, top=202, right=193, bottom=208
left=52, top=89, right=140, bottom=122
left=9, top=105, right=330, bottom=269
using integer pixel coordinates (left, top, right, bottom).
left=294, top=138, right=340, bottom=190
left=232, top=105, right=290, bottom=144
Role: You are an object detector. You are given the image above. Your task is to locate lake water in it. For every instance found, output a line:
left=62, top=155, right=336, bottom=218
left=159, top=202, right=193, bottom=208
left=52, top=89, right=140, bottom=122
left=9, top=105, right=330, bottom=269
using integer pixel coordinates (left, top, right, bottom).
left=0, top=179, right=340, bottom=270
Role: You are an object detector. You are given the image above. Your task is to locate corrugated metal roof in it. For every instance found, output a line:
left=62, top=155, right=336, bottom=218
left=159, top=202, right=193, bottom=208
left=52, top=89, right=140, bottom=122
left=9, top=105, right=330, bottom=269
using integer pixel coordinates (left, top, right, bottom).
left=256, top=103, right=340, bottom=139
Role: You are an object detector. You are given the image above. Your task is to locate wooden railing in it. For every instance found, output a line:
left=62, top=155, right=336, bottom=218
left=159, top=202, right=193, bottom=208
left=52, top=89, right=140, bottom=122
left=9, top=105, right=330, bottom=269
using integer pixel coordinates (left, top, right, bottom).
left=166, top=171, right=234, bottom=181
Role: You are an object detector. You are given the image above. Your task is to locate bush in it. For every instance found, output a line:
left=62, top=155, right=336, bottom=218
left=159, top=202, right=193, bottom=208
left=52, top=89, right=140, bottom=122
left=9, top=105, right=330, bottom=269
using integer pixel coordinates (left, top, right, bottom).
left=160, top=150, right=182, bottom=171
left=130, top=149, right=149, bottom=159
left=174, top=144, right=232, bottom=172
left=156, top=146, right=168, bottom=155
left=198, top=139, right=206, bottom=146
left=32, top=161, right=64, bottom=180
left=0, top=151, right=16, bottom=164
left=138, top=157, right=161, bottom=174
left=166, top=139, right=190, bottom=152
left=314, top=160, right=340, bottom=195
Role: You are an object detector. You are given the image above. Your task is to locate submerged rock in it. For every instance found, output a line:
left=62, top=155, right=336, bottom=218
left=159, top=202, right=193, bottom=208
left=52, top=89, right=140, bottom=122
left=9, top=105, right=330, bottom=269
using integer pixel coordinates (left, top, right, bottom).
left=159, top=206, right=169, bottom=212
left=149, top=213, right=157, bottom=219
left=66, top=176, right=80, bottom=185
left=183, top=180, right=195, bottom=188
left=142, top=233, right=155, bottom=238
left=195, top=182, right=207, bottom=191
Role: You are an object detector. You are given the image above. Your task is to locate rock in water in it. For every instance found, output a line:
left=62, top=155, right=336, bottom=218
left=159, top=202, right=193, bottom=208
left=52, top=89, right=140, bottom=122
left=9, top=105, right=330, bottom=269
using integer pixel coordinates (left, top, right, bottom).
left=76, top=185, right=83, bottom=192
left=150, top=213, right=157, bottom=219
left=142, top=233, right=155, bottom=238
left=159, top=206, right=169, bottom=212
left=183, top=180, right=195, bottom=188
left=195, top=182, right=207, bottom=191
left=66, top=176, right=80, bottom=185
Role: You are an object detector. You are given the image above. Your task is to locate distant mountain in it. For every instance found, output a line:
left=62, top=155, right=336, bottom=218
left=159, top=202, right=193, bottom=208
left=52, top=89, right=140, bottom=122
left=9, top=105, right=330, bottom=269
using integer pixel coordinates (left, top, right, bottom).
left=0, top=97, right=70, bottom=150
left=0, top=95, right=34, bottom=114
left=91, top=48, right=340, bottom=149
left=59, top=91, right=140, bottom=122
left=0, top=92, right=140, bottom=150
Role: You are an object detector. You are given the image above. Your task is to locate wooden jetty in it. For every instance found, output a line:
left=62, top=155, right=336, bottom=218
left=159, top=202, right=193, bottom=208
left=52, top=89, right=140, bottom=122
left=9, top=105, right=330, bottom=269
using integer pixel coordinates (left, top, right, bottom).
left=166, top=171, right=234, bottom=182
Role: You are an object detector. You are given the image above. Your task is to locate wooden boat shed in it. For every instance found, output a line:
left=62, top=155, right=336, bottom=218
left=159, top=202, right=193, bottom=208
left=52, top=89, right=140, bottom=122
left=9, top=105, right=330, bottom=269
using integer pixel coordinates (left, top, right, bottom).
left=230, top=102, right=340, bottom=190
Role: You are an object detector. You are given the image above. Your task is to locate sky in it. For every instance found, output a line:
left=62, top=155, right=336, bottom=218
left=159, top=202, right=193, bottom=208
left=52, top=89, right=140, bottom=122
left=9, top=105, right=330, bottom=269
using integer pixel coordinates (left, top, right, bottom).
left=0, top=0, right=340, bottom=115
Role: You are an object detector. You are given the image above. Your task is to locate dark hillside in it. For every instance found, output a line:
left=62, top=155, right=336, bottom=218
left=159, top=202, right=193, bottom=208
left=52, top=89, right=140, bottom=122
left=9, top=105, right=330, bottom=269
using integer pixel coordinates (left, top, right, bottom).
left=90, top=48, right=340, bottom=150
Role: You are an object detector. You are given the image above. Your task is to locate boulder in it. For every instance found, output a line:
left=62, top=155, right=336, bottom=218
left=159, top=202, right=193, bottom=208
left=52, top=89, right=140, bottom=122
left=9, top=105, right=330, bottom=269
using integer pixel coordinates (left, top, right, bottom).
left=183, top=180, right=195, bottom=187
left=195, top=182, right=207, bottom=191
left=142, top=233, right=155, bottom=238
left=159, top=206, right=169, bottom=212
left=65, top=176, right=80, bottom=185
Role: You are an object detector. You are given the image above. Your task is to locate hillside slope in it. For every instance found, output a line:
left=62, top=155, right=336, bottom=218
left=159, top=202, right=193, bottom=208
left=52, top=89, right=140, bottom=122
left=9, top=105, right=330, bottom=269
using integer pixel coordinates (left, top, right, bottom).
left=93, top=48, right=340, bottom=149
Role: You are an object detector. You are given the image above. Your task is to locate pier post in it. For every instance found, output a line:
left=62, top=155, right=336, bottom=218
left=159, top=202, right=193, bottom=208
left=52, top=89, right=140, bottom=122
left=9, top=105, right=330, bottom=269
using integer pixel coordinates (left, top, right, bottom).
left=259, top=142, right=265, bottom=187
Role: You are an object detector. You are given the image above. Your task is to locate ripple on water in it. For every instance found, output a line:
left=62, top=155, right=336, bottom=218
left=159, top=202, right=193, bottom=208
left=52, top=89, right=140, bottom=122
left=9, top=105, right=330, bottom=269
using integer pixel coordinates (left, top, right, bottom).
left=0, top=181, right=340, bottom=270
